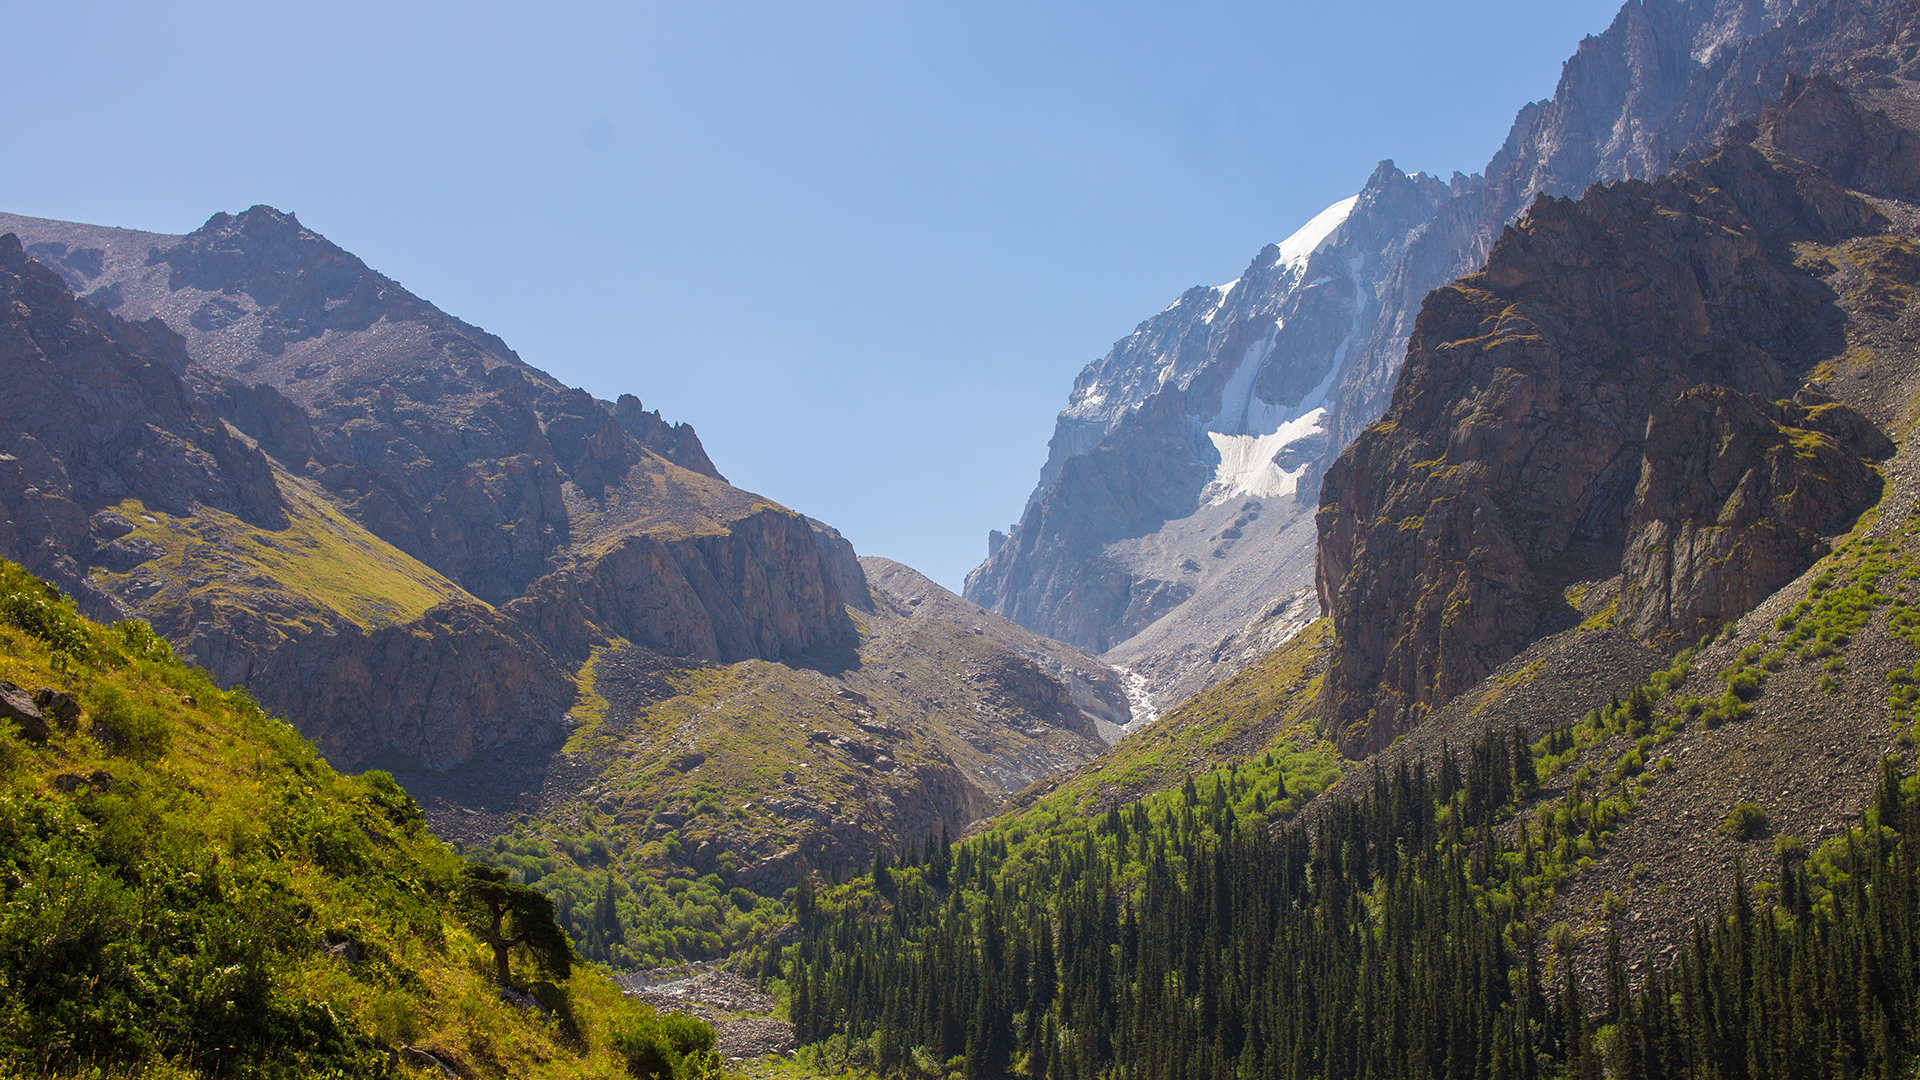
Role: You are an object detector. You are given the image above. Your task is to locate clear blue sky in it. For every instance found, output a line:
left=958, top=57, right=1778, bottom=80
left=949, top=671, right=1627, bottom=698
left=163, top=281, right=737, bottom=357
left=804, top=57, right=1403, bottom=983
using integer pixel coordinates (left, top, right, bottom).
left=7, top=0, right=1621, bottom=591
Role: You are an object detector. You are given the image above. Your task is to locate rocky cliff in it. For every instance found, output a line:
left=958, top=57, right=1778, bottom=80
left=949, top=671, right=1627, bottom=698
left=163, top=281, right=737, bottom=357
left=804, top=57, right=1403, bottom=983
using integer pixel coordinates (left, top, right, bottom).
left=968, top=0, right=1908, bottom=706
left=0, top=204, right=1130, bottom=896
left=0, top=208, right=861, bottom=772
left=1316, top=72, right=1910, bottom=753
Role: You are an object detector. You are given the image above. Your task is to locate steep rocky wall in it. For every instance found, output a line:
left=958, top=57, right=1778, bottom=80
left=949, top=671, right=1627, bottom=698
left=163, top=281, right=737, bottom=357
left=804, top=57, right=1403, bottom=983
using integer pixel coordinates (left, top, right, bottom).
left=1315, top=76, right=1906, bottom=754
left=1620, top=386, right=1889, bottom=645
left=518, top=508, right=853, bottom=665
left=0, top=234, right=285, bottom=614
left=215, top=601, right=573, bottom=773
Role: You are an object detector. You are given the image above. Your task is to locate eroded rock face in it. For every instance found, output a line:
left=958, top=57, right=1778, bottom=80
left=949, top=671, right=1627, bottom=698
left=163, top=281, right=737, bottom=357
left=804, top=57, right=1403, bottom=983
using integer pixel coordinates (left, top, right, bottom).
left=516, top=508, right=852, bottom=665
left=1620, top=387, right=1888, bottom=646
left=0, top=233, right=286, bottom=613
left=0, top=214, right=862, bottom=775
left=1315, top=75, right=1908, bottom=754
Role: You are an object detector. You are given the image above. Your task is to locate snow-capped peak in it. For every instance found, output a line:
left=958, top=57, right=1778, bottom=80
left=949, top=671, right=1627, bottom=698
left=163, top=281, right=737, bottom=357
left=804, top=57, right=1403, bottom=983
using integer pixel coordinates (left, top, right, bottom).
left=1277, top=195, right=1359, bottom=272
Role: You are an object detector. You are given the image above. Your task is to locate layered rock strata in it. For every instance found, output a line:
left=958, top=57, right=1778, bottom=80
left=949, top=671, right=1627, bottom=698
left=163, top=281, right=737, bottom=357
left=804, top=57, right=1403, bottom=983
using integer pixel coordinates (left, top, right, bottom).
left=1316, top=74, right=1907, bottom=753
left=972, top=0, right=1919, bottom=703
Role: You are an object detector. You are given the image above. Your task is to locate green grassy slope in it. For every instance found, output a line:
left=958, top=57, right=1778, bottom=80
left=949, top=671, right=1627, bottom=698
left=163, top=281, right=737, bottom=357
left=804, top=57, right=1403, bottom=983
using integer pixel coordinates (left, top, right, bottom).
left=987, top=619, right=1339, bottom=830
left=0, top=560, right=704, bottom=1079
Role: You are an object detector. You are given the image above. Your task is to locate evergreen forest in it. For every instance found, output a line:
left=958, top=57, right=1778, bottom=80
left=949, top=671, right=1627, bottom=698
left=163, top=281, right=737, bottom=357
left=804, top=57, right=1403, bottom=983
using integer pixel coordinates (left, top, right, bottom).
left=783, top=722, right=1920, bottom=1080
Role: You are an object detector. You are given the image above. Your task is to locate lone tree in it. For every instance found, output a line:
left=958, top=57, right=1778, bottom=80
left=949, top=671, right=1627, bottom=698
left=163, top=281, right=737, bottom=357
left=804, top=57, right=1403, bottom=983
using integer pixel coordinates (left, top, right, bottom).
left=461, top=864, right=572, bottom=987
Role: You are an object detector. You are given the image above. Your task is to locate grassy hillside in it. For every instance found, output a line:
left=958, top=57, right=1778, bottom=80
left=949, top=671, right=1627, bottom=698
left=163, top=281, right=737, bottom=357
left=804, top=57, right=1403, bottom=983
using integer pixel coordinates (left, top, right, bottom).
left=0, top=560, right=709, bottom=1079
left=90, top=475, right=480, bottom=640
left=988, top=619, right=1339, bottom=830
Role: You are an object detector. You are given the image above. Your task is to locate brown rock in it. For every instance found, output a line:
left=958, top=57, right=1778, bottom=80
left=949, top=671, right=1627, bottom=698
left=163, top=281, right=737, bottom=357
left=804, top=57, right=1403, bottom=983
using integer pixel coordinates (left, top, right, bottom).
left=32, top=688, right=79, bottom=731
left=1619, top=387, right=1885, bottom=646
left=1315, top=75, right=1901, bottom=754
left=0, top=680, right=47, bottom=742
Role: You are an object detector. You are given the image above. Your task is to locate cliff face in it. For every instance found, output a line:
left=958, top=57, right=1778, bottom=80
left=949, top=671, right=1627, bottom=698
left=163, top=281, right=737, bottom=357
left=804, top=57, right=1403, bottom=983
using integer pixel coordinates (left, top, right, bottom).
left=1619, top=385, right=1889, bottom=645
left=0, top=209, right=863, bottom=772
left=966, top=163, right=1458, bottom=657
left=516, top=508, right=849, bottom=666
left=971, top=0, right=1909, bottom=704
left=1315, top=74, right=1908, bottom=753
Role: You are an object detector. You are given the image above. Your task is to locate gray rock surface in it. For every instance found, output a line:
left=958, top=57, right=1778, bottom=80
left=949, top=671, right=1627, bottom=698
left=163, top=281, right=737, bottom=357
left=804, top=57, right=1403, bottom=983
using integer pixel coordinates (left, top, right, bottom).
left=968, top=0, right=1892, bottom=705
left=0, top=680, right=47, bottom=742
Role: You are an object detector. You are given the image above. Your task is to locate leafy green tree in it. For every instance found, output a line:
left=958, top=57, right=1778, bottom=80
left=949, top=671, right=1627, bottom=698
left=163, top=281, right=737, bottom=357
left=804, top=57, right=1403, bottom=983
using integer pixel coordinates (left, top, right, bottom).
left=461, top=863, right=572, bottom=987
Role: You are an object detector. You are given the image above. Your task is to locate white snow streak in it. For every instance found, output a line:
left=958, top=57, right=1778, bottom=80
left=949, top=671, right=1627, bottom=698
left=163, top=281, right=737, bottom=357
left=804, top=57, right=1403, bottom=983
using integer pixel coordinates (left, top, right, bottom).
left=1203, top=408, right=1326, bottom=503
left=1277, top=195, right=1359, bottom=272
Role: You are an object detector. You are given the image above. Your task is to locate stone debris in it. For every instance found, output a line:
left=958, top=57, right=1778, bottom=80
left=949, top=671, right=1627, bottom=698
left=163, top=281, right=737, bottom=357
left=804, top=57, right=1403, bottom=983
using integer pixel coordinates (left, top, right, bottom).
left=616, top=962, right=794, bottom=1059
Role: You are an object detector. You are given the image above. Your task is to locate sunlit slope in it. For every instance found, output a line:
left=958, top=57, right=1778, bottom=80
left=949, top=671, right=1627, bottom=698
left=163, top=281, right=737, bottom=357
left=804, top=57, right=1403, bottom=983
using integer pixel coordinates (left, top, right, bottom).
left=0, top=559, right=667, bottom=1078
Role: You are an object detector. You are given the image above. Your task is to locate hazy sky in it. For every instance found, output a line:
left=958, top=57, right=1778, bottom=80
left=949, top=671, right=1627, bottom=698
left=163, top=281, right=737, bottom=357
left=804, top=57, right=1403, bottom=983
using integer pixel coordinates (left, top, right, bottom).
left=7, top=0, right=1622, bottom=591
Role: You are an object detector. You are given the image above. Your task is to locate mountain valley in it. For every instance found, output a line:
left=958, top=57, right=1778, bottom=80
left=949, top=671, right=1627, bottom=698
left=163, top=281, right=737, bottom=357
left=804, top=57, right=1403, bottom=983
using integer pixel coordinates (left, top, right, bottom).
left=13, top=0, right=1920, bottom=1076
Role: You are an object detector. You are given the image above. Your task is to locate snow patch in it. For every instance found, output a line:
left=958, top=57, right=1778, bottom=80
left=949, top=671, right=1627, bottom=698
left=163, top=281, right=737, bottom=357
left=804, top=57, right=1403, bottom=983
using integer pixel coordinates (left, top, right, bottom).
left=1203, top=279, right=1238, bottom=324
left=1113, top=665, right=1160, bottom=732
left=1277, top=195, right=1359, bottom=273
left=1203, top=408, right=1327, bottom=503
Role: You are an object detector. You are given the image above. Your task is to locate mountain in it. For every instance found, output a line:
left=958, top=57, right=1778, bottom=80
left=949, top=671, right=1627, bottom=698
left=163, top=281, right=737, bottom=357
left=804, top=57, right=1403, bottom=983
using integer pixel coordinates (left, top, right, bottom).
left=964, top=165, right=1457, bottom=665
left=780, top=40, right=1920, bottom=1080
left=0, top=208, right=1132, bottom=947
left=1318, top=30, right=1920, bottom=754
left=964, top=0, right=1890, bottom=708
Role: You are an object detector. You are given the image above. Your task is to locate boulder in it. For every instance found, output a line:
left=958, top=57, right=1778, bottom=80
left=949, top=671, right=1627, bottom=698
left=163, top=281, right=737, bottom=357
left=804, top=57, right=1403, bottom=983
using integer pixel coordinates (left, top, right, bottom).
left=0, top=680, right=47, bottom=742
left=32, top=688, right=80, bottom=731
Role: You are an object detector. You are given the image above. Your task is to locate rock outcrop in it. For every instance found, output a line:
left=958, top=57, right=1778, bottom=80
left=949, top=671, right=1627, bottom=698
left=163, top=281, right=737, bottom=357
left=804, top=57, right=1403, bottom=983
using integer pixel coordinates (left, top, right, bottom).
left=971, top=0, right=1920, bottom=706
left=1315, top=74, right=1907, bottom=753
left=0, top=211, right=861, bottom=774
left=517, top=508, right=852, bottom=665
left=1620, top=386, right=1887, bottom=645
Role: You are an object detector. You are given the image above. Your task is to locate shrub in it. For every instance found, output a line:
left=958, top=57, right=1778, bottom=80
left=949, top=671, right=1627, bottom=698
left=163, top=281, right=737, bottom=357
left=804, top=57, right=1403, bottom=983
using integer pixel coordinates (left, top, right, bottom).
left=85, top=684, right=173, bottom=763
left=1722, top=801, right=1769, bottom=840
left=609, top=1003, right=717, bottom=1080
left=0, top=562, right=92, bottom=658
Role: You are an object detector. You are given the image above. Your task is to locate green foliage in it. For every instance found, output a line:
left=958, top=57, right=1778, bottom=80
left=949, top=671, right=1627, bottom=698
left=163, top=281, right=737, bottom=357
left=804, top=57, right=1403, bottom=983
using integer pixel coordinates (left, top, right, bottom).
left=472, top=822, right=786, bottom=969
left=0, top=561, right=92, bottom=661
left=1721, top=800, right=1770, bottom=840
left=794, top=691, right=1920, bottom=1080
left=608, top=1002, right=720, bottom=1080
left=0, top=560, right=669, bottom=1078
left=85, top=683, right=174, bottom=763
left=461, top=863, right=574, bottom=986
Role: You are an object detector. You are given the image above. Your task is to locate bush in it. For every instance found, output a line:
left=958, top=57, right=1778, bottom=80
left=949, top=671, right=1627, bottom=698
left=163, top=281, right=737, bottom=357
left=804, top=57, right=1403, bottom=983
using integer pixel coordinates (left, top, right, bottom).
left=0, top=563, right=92, bottom=658
left=1722, top=801, right=1769, bottom=840
left=86, top=684, right=173, bottom=763
left=609, top=1003, right=717, bottom=1079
